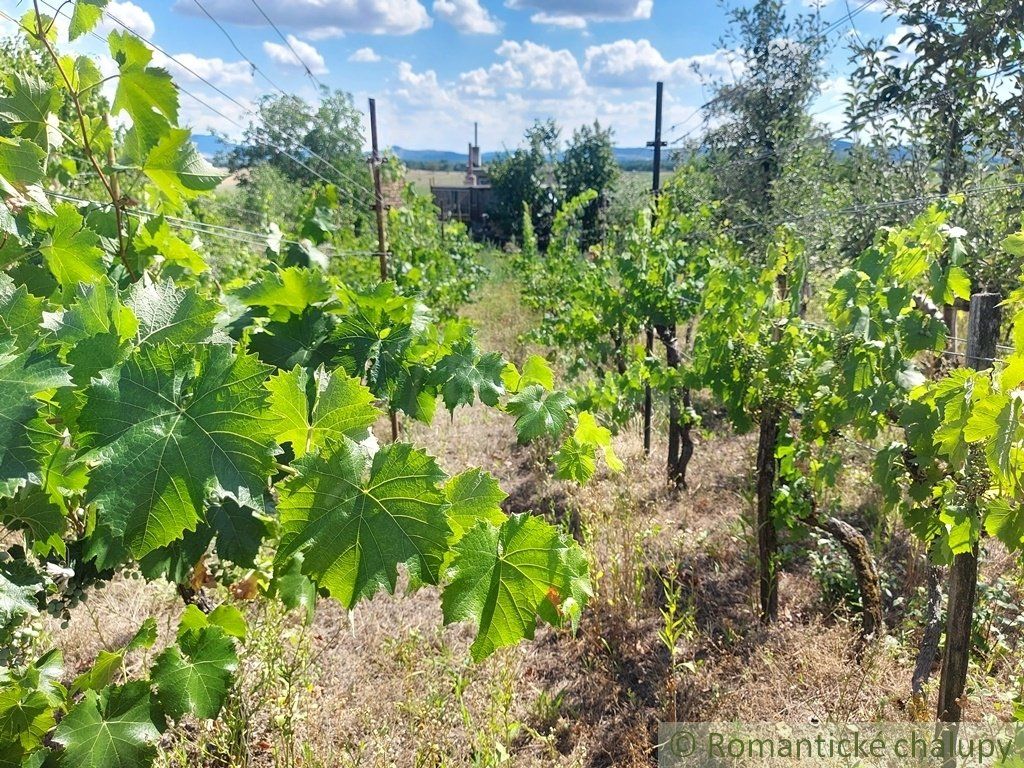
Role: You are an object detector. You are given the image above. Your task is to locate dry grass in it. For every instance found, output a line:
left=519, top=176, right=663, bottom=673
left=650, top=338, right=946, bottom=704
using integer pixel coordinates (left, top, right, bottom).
left=42, top=274, right=1024, bottom=767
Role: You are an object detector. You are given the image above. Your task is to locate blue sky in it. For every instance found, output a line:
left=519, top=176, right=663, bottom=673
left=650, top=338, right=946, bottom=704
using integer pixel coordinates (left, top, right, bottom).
left=0, top=0, right=898, bottom=151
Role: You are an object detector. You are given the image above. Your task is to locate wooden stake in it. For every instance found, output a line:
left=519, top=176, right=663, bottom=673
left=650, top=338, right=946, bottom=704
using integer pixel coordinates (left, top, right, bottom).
left=936, top=292, right=1001, bottom=722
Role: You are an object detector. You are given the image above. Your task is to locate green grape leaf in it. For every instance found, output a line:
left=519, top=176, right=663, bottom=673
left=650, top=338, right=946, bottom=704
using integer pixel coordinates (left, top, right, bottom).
left=431, top=340, right=506, bottom=411
left=0, top=560, right=43, bottom=632
left=0, top=136, right=45, bottom=187
left=151, top=625, right=237, bottom=720
left=552, top=436, right=596, bottom=484
left=43, top=280, right=137, bottom=385
left=0, top=685, right=53, bottom=762
left=1002, top=232, right=1024, bottom=258
left=0, top=340, right=71, bottom=499
left=505, top=386, right=572, bottom=443
left=133, top=216, right=206, bottom=275
left=71, top=650, right=124, bottom=695
left=502, top=354, right=554, bottom=393
left=441, top=515, right=579, bottom=661
left=984, top=498, right=1024, bottom=550
left=270, top=551, right=316, bottom=622
left=249, top=307, right=340, bottom=373
left=0, top=273, right=44, bottom=353
left=39, top=203, right=107, bottom=287
left=573, top=411, right=623, bottom=472
left=69, top=0, right=108, bottom=40
left=51, top=681, right=164, bottom=768
left=266, top=366, right=380, bottom=458
left=278, top=442, right=449, bottom=609
left=964, top=392, right=1022, bottom=480
left=235, top=267, right=331, bottom=321
left=80, top=343, right=276, bottom=557
left=444, top=468, right=507, bottom=541
left=125, top=280, right=223, bottom=347
left=0, top=486, right=65, bottom=556
left=143, top=129, right=223, bottom=207
left=110, top=31, right=178, bottom=157
left=0, top=73, right=61, bottom=151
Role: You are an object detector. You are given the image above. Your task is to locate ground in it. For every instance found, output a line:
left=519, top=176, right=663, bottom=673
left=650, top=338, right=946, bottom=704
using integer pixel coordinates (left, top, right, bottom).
left=47, top=267, right=1024, bottom=767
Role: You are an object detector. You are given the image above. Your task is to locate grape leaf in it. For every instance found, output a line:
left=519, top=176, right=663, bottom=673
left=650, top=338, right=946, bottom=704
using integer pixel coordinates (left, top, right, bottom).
left=266, top=366, right=380, bottom=457
left=964, top=392, right=1021, bottom=481
left=235, top=267, right=331, bottom=321
left=125, top=280, right=222, bottom=347
left=69, top=0, right=108, bottom=40
left=0, top=560, right=43, bottom=633
left=441, top=515, right=576, bottom=661
left=505, top=386, right=572, bottom=443
left=51, top=682, right=164, bottom=768
left=0, top=486, right=65, bottom=556
left=430, top=340, right=505, bottom=411
left=552, top=436, right=596, bottom=484
left=151, top=625, right=237, bottom=720
left=143, top=128, right=222, bottom=208
left=984, top=497, right=1024, bottom=550
left=0, top=340, right=71, bottom=499
left=278, top=441, right=450, bottom=608
left=42, top=280, right=136, bottom=385
left=80, top=343, right=276, bottom=557
left=207, top=499, right=269, bottom=568
left=38, top=203, right=107, bottom=288
left=0, top=136, right=45, bottom=187
left=444, top=468, right=507, bottom=540
left=110, top=31, right=178, bottom=157
left=0, top=273, right=44, bottom=352
left=0, top=73, right=61, bottom=151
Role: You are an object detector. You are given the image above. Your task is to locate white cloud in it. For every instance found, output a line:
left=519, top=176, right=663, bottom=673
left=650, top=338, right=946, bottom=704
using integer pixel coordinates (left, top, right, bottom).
left=458, top=40, right=585, bottom=95
left=263, top=35, right=328, bottom=75
left=530, top=12, right=587, bottom=29
left=100, top=1, right=156, bottom=39
left=433, top=0, right=501, bottom=34
left=156, top=52, right=255, bottom=88
left=508, top=0, right=651, bottom=28
left=584, top=40, right=740, bottom=89
left=349, top=47, right=382, bottom=62
left=173, top=0, right=431, bottom=36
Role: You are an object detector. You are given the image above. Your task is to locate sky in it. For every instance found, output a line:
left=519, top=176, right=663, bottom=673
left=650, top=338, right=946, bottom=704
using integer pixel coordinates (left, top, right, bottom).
left=0, top=0, right=901, bottom=152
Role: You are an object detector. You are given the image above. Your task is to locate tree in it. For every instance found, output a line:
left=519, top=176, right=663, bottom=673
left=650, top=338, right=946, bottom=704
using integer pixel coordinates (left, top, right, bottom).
left=557, top=121, right=618, bottom=249
left=489, top=119, right=560, bottom=246
left=224, top=89, right=366, bottom=195
left=696, top=1, right=829, bottom=257
left=848, top=0, right=1024, bottom=306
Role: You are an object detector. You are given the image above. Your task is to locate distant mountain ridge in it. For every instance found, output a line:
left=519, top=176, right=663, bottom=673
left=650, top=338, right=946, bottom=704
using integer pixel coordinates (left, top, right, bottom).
left=193, top=135, right=860, bottom=170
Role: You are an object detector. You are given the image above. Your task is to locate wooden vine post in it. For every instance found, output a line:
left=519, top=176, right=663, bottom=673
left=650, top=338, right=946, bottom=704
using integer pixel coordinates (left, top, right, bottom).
left=936, top=292, right=1001, bottom=722
left=368, top=97, right=399, bottom=442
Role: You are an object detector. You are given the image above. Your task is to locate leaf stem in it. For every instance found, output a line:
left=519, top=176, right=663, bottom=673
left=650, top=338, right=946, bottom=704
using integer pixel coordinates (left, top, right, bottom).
left=31, top=1, right=138, bottom=281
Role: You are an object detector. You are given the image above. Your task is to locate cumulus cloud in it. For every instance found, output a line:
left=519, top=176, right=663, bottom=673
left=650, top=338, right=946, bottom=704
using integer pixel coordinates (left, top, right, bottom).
left=100, top=1, right=156, bottom=39
left=155, top=52, right=255, bottom=88
left=458, top=40, right=585, bottom=96
left=349, top=47, right=382, bottom=62
left=530, top=12, right=587, bottom=29
left=263, top=35, right=328, bottom=75
left=508, top=0, right=651, bottom=28
left=584, top=40, right=740, bottom=89
left=173, top=0, right=431, bottom=36
left=433, top=0, right=501, bottom=34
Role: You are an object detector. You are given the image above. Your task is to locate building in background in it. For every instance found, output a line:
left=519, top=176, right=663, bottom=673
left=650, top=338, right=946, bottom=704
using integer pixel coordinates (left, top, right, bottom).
left=431, top=124, right=493, bottom=239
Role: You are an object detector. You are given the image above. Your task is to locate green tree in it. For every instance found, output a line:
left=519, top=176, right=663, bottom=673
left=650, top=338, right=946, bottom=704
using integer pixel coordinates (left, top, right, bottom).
left=556, top=121, right=618, bottom=249
left=489, top=119, right=560, bottom=246
left=224, top=89, right=365, bottom=194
